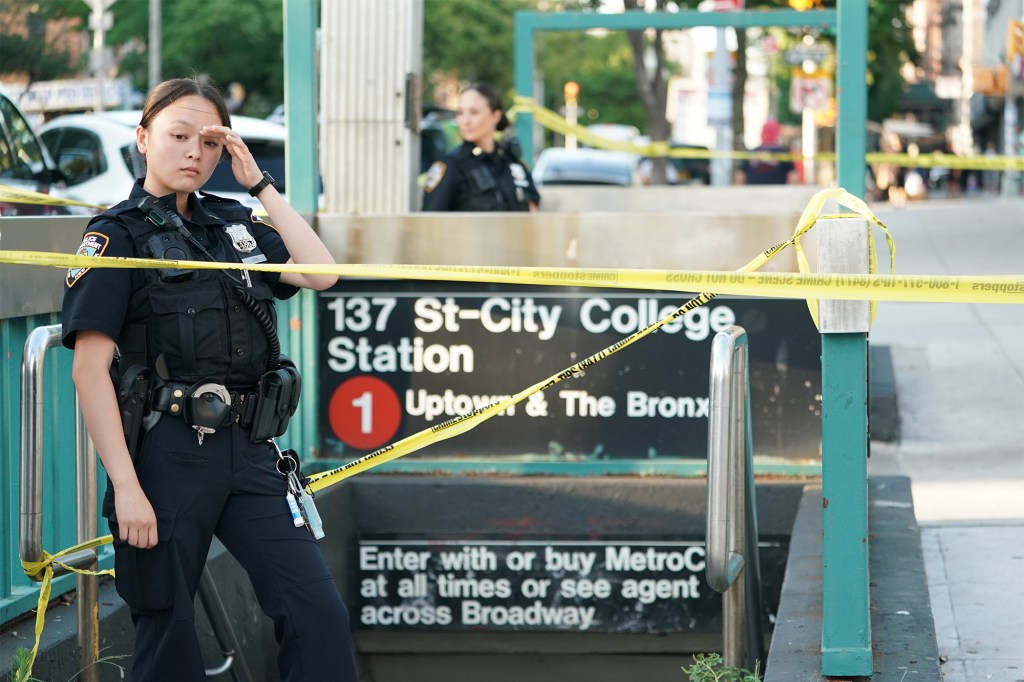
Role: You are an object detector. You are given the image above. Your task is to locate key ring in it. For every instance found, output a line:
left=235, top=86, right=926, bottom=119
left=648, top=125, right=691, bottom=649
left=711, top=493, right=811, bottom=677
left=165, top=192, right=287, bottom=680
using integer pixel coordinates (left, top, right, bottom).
left=275, top=453, right=298, bottom=477
left=270, top=439, right=298, bottom=476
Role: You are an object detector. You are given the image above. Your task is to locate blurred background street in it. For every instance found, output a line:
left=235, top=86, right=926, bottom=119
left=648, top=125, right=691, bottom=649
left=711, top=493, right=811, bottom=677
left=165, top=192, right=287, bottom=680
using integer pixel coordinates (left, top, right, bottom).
left=870, top=198, right=1024, bottom=682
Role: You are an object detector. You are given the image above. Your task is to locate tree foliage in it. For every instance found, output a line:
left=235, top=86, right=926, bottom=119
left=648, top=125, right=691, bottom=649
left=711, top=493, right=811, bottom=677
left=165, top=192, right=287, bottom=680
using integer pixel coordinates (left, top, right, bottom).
left=422, top=0, right=646, bottom=131
left=0, top=0, right=88, bottom=84
left=423, top=0, right=534, bottom=100
left=106, top=0, right=286, bottom=116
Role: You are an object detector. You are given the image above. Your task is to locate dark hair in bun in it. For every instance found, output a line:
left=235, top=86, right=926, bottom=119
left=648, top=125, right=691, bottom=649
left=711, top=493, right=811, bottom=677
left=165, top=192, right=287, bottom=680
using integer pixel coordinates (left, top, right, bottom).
left=463, top=82, right=509, bottom=131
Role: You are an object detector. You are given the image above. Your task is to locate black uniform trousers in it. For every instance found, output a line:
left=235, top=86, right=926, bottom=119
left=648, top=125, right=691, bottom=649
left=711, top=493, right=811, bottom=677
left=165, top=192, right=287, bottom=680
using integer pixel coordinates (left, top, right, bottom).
left=105, top=415, right=358, bottom=682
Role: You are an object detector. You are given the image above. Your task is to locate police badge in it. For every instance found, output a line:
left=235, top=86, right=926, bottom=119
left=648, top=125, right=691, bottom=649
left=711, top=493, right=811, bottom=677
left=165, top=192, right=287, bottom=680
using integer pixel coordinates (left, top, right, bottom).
left=224, top=223, right=257, bottom=253
left=510, top=163, right=529, bottom=187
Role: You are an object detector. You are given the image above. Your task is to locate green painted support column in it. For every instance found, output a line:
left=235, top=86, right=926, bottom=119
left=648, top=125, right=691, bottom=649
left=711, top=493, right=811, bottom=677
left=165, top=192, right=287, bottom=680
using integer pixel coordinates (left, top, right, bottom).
left=822, top=1, right=872, bottom=676
left=836, top=0, right=867, bottom=197
left=282, top=0, right=320, bottom=460
left=820, top=334, right=872, bottom=674
left=283, top=0, right=319, bottom=216
left=513, top=14, right=536, bottom=164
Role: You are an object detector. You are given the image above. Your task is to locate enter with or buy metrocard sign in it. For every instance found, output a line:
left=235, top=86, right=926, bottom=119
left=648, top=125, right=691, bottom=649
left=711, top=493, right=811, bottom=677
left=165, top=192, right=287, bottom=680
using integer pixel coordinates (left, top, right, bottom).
left=317, top=280, right=821, bottom=461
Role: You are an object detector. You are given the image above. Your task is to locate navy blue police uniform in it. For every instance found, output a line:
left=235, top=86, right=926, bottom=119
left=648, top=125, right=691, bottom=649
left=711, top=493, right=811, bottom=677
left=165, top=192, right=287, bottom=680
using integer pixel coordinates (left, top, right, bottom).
left=738, top=145, right=795, bottom=185
left=421, top=140, right=540, bottom=211
left=61, top=180, right=358, bottom=682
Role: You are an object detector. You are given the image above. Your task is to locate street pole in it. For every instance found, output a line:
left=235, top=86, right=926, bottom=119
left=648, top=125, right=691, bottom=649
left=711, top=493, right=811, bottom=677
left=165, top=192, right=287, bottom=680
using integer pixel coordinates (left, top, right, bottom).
left=90, top=0, right=105, bottom=113
left=148, top=0, right=161, bottom=93
left=86, top=0, right=116, bottom=112
left=710, top=28, right=733, bottom=186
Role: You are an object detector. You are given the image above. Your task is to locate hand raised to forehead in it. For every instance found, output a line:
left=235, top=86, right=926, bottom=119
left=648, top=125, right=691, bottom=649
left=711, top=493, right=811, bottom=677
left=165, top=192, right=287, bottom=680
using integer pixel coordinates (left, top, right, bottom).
left=201, top=125, right=263, bottom=190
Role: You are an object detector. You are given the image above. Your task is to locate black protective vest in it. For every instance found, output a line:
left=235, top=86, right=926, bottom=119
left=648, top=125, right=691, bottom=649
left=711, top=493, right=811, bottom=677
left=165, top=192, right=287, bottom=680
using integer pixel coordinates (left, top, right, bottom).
left=100, top=199, right=277, bottom=388
left=453, top=146, right=531, bottom=212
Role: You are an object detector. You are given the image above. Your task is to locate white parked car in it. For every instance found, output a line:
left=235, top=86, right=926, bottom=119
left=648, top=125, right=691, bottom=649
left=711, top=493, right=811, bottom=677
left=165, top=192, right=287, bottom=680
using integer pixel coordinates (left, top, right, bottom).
left=0, top=85, right=83, bottom=215
left=39, top=111, right=296, bottom=211
left=531, top=148, right=639, bottom=187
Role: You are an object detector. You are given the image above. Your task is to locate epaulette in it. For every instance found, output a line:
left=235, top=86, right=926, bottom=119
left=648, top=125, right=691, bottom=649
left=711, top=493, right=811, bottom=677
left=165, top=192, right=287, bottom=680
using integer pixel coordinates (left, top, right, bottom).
left=86, top=198, right=144, bottom=230
left=198, top=191, right=251, bottom=220
left=451, top=144, right=476, bottom=161
left=197, top=190, right=238, bottom=204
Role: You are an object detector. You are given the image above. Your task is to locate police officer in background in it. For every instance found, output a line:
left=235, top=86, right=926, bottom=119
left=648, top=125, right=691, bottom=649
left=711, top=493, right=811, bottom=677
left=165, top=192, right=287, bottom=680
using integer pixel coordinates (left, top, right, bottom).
left=734, top=119, right=799, bottom=186
left=62, top=77, right=358, bottom=681
left=422, top=82, right=540, bottom=212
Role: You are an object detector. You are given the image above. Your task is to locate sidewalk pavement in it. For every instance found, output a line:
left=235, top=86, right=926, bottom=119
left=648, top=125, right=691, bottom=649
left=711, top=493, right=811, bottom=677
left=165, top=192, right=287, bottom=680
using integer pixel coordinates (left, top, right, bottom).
left=866, top=198, right=1024, bottom=682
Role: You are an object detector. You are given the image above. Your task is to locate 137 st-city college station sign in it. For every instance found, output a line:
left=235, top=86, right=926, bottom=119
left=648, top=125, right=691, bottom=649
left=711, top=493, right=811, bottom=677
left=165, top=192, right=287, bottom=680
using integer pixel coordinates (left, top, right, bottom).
left=316, top=279, right=819, bottom=633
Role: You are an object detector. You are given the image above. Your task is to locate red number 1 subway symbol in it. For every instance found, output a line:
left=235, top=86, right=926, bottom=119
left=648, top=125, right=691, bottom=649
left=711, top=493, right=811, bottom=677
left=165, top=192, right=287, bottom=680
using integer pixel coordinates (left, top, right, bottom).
left=328, top=376, right=402, bottom=450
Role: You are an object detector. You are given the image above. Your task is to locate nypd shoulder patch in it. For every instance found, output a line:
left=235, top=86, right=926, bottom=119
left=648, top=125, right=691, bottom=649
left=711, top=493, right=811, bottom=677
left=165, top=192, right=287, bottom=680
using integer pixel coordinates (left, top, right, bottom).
left=424, top=162, right=446, bottom=193
left=66, top=231, right=110, bottom=288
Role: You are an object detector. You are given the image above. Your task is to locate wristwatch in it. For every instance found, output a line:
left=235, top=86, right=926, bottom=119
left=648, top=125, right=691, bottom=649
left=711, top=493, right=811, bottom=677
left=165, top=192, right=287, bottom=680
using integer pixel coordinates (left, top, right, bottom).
left=247, top=170, right=274, bottom=197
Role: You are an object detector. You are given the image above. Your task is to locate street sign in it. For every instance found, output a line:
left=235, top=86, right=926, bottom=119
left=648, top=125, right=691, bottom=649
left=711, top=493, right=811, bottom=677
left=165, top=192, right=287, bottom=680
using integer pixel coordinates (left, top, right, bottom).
left=784, top=43, right=831, bottom=66
left=790, top=72, right=831, bottom=112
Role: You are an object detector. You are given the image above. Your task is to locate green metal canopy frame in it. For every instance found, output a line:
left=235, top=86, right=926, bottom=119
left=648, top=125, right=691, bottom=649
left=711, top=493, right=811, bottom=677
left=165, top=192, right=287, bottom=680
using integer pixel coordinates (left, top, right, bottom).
left=512, top=4, right=871, bottom=676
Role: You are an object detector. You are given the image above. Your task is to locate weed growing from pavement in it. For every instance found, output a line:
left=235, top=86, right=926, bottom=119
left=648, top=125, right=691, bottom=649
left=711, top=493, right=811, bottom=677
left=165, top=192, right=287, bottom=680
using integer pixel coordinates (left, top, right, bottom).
left=682, top=652, right=762, bottom=681
left=6, top=646, right=128, bottom=682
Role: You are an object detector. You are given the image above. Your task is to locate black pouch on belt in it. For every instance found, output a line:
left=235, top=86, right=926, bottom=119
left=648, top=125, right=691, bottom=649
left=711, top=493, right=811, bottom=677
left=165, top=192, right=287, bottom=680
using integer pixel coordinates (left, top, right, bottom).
left=249, top=365, right=302, bottom=441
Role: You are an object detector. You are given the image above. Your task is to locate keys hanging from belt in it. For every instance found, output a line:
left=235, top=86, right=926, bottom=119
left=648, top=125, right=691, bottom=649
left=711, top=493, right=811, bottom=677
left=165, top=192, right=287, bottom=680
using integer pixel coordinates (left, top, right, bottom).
left=273, top=441, right=324, bottom=539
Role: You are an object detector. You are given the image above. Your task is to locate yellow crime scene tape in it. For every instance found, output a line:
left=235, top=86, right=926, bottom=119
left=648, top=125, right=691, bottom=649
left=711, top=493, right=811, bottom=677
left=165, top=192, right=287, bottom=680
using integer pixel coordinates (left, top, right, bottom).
left=17, top=535, right=114, bottom=676
left=0, top=183, right=106, bottom=210
left=510, top=96, right=1024, bottom=171
left=2, top=187, right=1022, bottom=672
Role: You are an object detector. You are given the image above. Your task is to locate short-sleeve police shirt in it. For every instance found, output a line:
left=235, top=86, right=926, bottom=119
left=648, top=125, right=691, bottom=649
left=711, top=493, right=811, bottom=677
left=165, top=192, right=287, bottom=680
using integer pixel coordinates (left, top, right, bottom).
left=62, top=181, right=295, bottom=351
left=421, top=141, right=540, bottom=212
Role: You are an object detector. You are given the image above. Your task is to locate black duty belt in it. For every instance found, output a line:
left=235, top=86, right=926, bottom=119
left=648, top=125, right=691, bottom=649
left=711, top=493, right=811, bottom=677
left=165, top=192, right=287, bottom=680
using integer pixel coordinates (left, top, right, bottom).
left=151, top=381, right=259, bottom=429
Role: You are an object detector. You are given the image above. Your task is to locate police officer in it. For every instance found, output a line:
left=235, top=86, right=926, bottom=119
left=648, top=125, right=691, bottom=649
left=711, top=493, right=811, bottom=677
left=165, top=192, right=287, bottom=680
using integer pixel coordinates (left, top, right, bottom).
left=422, top=83, right=540, bottom=212
left=61, top=78, right=358, bottom=681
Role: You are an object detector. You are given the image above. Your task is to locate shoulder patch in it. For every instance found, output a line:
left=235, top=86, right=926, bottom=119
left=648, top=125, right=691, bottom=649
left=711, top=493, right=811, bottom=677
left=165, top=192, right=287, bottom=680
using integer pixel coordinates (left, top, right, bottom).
left=66, top=231, right=110, bottom=288
left=424, top=162, right=446, bottom=193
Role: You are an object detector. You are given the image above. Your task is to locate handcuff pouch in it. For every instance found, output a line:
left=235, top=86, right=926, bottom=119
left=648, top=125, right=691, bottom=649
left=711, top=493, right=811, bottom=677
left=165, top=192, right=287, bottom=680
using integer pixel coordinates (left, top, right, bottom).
left=183, top=381, right=232, bottom=433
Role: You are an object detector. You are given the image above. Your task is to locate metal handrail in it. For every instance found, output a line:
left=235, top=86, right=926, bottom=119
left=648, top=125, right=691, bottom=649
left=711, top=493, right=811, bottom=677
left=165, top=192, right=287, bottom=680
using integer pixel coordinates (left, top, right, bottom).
left=20, top=324, right=97, bottom=577
left=706, top=325, right=765, bottom=672
left=21, top=324, right=100, bottom=681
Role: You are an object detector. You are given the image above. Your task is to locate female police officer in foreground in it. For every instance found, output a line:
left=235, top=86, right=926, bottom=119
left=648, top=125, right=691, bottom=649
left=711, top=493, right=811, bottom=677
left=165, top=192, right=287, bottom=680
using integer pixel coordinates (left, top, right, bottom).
left=61, top=78, right=358, bottom=681
left=422, top=82, right=540, bottom=211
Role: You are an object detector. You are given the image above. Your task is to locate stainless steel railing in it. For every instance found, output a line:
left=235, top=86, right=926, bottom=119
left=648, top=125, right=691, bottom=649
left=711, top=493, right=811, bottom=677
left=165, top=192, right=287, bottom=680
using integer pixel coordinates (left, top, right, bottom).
left=20, top=323, right=100, bottom=682
left=705, top=325, right=765, bottom=672
left=20, top=324, right=98, bottom=576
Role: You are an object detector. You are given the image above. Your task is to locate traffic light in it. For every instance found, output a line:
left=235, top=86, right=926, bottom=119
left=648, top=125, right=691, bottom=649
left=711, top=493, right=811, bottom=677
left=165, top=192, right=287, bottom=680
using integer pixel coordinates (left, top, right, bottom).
left=564, top=81, right=580, bottom=105
left=1009, top=19, right=1024, bottom=63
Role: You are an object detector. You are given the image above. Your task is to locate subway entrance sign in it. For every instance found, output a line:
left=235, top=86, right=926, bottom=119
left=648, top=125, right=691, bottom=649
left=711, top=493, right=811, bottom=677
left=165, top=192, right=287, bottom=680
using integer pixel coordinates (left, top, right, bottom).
left=354, top=538, right=788, bottom=634
left=317, top=280, right=821, bottom=462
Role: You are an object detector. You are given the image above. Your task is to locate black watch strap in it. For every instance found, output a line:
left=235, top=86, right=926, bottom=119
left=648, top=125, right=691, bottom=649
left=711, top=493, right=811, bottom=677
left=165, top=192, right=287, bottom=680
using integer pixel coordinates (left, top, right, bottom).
left=247, top=170, right=274, bottom=197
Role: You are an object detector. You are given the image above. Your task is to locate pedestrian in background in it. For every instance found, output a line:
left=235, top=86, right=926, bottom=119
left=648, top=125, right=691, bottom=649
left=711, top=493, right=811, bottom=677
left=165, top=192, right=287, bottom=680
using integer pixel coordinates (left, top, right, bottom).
left=422, top=82, right=540, bottom=211
left=61, top=77, right=358, bottom=681
left=734, top=119, right=799, bottom=185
